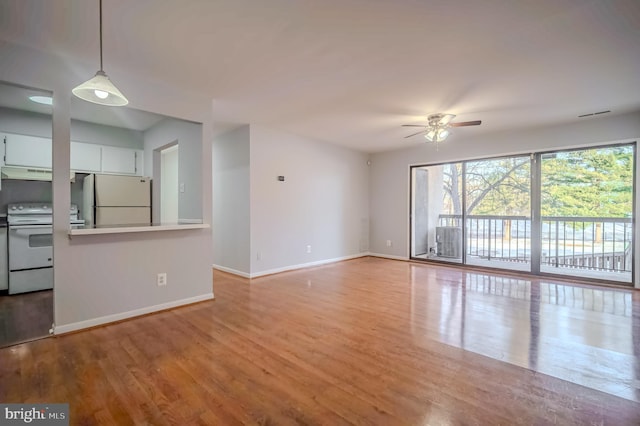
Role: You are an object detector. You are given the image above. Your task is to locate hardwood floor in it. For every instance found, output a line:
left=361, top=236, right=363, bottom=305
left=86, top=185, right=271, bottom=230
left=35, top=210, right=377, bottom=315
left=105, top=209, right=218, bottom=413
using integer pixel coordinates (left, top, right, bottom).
left=1, top=257, right=639, bottom=424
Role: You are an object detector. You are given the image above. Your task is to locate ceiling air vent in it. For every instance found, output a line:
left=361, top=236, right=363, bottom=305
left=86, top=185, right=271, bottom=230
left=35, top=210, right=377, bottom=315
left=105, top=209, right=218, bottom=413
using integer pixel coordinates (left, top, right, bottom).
left=578, top=110, right=611, bottom=118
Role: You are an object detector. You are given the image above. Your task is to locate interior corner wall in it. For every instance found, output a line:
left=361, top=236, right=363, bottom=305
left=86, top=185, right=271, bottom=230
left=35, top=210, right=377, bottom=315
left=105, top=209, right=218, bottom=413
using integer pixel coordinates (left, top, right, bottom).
left=249, top=125, right=370, bottom=276
left=212, top=125, right=251, bottom=275
left=369, top=111, right=640, bottom=286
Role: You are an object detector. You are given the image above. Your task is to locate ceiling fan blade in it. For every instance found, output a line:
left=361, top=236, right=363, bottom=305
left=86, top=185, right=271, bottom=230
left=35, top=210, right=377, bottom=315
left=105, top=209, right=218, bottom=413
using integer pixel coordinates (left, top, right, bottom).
left=402, top=124, right=427, bottom=127
left=450, top=120, right=481, bottom=127
left=404, top=129, right=428, bottom=138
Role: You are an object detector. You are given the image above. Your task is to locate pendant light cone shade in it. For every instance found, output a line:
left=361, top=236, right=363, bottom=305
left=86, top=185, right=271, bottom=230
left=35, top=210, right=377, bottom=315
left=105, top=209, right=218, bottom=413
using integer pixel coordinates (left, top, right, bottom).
left=72, top=70, right=128, bottom=106
left=72, top=0, right=128, bottom=106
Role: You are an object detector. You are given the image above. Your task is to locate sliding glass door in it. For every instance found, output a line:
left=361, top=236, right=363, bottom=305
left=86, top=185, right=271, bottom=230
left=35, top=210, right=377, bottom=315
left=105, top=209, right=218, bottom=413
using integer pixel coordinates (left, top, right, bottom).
left=465, top=156, right=531, bottom=272
left=539, top=145, right=634, bottom=282
left=410, top=143, right=635, bottom=284
left=411, top=163, right=463, bottom=263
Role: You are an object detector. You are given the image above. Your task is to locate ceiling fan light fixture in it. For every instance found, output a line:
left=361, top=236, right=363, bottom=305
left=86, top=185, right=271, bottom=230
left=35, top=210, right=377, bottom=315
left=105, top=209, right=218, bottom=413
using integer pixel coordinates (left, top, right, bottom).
left=403, top=112, right=480, bottom=142
left=424, top=129, right=437, bottom=142
left=437, top=128, right=450, bottom=141
left=438, top=114, right=456, bottom=126
left=72, top=0, right=128, bottom=107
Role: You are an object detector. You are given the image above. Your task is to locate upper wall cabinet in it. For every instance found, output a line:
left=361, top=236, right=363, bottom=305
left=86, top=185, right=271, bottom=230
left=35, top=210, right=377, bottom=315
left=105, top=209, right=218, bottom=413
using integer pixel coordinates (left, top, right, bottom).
left=3, top=133, right=52, bottom=168
left=70, top=142, right=144, bottom=176
left=3, top=134, right=143, bottom=176
left=101, top=146, right=143, bottom=175
left=70, top=142, right=101, bottom=172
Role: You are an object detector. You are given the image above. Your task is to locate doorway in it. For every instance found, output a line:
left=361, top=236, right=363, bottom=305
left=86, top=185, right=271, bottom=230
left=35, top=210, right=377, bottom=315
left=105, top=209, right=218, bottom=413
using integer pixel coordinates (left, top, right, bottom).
left=0, top=81, right=54, bottom=347
left=160, top=144, right=179, bottom=224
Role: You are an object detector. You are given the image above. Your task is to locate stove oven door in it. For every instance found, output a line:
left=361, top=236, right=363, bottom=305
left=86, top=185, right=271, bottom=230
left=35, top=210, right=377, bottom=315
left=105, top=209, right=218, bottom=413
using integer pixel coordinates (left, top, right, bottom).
left=8, top=225, right=53, bottom=271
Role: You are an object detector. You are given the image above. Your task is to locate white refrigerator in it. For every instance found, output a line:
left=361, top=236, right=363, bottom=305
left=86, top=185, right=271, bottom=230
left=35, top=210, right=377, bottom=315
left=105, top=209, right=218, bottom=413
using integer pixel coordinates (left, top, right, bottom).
left=83, top=174, right=151, bottom=226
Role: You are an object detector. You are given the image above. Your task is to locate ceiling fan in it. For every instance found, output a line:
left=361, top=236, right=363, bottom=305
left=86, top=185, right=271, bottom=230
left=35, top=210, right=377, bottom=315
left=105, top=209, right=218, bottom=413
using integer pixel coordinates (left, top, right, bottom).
left=403, top=113, right=481, bottom=142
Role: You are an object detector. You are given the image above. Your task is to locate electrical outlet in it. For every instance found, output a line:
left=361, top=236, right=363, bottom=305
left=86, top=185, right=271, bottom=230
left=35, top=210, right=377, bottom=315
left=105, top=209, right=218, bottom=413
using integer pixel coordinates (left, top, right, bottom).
left=257, top=251, right=261, bottom=261
left=386, top=240, right=392, bottom=247
left=306, top=245, right=312, bottom=253
left=157, top=272, right=167, bottom=286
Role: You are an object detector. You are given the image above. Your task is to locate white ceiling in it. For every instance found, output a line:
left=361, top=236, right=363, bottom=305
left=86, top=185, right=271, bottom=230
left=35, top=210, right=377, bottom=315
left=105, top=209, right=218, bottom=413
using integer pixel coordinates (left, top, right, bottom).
left=0, top=0, right=638, bottom=152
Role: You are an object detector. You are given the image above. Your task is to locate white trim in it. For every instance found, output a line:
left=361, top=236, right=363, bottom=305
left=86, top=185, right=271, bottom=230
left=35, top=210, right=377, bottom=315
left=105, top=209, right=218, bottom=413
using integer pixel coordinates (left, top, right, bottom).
left=368, top=252, right=410, bottom=261
left=249, top=253, right=368, bottom=278
left=214, top=253, right=369, bottom=279
left=213, top=264, right=251, bottom=278
left=53, top=293, right=214, bottom=335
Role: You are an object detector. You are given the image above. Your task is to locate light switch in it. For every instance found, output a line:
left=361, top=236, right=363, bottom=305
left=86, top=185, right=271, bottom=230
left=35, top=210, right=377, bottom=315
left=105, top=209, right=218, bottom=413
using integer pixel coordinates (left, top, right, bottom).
left=179, top=183, right=185, bottom=193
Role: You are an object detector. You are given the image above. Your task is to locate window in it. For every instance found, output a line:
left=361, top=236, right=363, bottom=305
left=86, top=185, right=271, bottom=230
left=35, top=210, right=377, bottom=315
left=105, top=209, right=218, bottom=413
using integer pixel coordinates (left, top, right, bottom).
left=410, top=143, right=635, bottom=284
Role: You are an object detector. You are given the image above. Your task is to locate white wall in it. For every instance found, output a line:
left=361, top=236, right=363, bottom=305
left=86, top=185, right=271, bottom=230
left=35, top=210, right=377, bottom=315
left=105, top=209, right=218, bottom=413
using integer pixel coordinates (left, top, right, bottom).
left=71, top=119, right=143, bottom=149
left=212, top=125, right=251, bottom=275
left=249, top=125, right=370, bottom=276
left=0, top=106, right=143, bottom=148
left=370, top=111, right=640, bottom=286
left=144, top=118, right=203, bottom=223
left=0, top=39, right=214, bottom=332
left=0, top=107, right=52, bottom=138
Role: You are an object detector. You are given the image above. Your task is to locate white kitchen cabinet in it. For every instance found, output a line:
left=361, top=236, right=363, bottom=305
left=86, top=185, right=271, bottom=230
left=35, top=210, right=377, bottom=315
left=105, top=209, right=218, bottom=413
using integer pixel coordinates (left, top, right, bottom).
left=0, top=227, right=7, bottom=291
left=3, top=133, right=52, bottom=168
left=70, top=142, right=102, bottom=172
left=101, top=146, right=143, bottom=175
left=3, top=132, right=144, bottom=176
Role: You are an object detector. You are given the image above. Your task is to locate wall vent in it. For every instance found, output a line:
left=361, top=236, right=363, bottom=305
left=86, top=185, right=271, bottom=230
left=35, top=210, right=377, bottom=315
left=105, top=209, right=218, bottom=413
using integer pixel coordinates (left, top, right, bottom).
left=578, top=110, right=611, bottom=118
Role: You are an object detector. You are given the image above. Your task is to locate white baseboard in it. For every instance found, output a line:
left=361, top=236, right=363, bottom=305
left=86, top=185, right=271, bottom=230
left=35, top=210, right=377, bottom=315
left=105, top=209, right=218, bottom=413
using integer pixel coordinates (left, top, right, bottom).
left=368, top=252, right=409, bottom=261
left=212, top=264, right=251, bottom=278
left=53, top=293, right=214, bottom=335
left=248, top=253, right=368, bottom=278
left=214, top=253, right=412, bottom=279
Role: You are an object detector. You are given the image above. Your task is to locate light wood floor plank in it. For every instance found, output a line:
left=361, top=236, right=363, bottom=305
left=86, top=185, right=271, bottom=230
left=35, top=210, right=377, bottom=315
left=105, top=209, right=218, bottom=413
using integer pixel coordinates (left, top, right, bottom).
left=1, top=257, right=639, bottom=424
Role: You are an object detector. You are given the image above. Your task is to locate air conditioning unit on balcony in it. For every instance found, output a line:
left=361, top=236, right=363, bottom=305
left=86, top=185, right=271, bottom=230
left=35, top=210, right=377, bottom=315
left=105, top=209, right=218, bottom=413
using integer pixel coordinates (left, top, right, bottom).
left=436, top=226, right=462, bottom=258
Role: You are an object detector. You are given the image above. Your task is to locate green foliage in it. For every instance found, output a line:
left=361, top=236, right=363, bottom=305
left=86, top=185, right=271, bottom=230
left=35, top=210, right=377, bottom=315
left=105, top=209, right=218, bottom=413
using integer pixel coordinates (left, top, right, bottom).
left=541, top=146, right=633, bottom=218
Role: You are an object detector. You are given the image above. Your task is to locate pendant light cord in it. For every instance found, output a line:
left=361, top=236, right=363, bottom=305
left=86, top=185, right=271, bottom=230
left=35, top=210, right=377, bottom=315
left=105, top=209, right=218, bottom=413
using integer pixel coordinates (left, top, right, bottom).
left=99, top=0, right=103, bottom=71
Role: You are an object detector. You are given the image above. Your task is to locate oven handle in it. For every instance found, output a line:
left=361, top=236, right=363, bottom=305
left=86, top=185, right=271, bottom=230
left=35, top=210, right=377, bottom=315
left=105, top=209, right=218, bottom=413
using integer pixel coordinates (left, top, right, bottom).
left=9, top=225, right=53, bottom=232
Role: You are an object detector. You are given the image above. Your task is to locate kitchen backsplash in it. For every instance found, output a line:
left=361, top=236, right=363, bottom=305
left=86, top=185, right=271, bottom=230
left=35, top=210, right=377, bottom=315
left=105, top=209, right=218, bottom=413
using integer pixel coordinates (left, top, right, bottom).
left=0, top=180, right=52, bottom=214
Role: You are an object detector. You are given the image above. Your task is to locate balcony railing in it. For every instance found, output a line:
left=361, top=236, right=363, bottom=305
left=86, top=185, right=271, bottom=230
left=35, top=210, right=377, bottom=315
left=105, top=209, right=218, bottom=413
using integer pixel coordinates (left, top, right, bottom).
left=437, top=215, right=633, bottom=273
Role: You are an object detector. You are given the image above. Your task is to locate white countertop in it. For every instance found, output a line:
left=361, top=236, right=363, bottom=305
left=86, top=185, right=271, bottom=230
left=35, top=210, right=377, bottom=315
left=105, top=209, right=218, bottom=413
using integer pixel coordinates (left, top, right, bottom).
left=68, top=223, right=210, bottom=237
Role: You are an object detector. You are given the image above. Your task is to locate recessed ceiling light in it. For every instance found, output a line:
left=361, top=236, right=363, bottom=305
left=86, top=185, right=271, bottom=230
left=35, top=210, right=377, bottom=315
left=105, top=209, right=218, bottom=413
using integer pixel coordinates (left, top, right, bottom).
left=29, top=95, right=53, bottom=105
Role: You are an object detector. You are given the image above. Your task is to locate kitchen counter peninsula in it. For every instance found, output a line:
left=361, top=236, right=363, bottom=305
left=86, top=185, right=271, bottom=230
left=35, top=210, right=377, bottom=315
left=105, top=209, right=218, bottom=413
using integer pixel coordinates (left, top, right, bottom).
left=68, top=223, right=209, bottom=237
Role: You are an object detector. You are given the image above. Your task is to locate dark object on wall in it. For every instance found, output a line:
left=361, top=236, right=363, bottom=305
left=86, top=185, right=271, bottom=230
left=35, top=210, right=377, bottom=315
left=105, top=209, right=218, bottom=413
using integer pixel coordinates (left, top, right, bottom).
left=278, top=176, right=285, bottom=182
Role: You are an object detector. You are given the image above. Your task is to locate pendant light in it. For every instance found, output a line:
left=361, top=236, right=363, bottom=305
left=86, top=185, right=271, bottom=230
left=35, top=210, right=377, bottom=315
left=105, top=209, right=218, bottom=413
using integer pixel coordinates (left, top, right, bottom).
left=72, top=0, right=128, bottom=106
